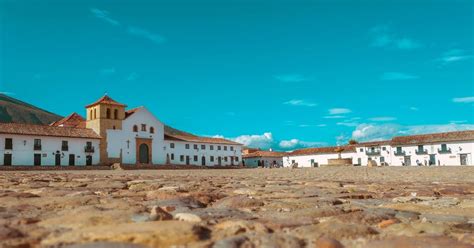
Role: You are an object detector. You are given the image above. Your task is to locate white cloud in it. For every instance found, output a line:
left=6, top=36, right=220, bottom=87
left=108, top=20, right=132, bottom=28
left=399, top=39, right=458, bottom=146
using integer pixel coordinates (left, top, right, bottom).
left=369, top=116, right=397, bottom=122
left=438, top=49, right=472, bottom=64
left=90, top=8, right=120, bottom=26
left=381, top=72, right=418, bottom=80
left=274, top=74, right=310, bottom=82
left=370, top=25, right=422, bottom=50
left=351, top=123, right=474, bottom=142
left=100, top=67, right=116, bottom=75
left=453, top=96, right=474, bottom=103
left=324, top=115, right=346, bottom=119
left=90, top=8, right=165, bottom=45
left=329, top=108, right=351, bottom=115
left=337, top=122, right=359, bottom=127
left=283, top=99, right=317, bottom=107
left=232, top=132, right=274, bottom=149
left=279, top=139, right=326, bottom=150
left=127, top=26, right=166, bottom=44
left=127, top=72, right=139, bottom=81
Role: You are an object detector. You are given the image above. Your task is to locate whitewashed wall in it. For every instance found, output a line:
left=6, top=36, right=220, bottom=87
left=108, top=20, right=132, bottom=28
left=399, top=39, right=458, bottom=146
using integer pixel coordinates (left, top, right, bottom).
left=389, top=141, right=474, bottom=166
left=163, top=140, right=242, bottom=166
left=0, top=134, right=100, bottom=166
left=243, top=156, right=283, bottom=167
left=106, top=108, right=166, bottom=165
left=354, top=145, right=393, bottom=166
left=282, top=152, right=356, bottom=167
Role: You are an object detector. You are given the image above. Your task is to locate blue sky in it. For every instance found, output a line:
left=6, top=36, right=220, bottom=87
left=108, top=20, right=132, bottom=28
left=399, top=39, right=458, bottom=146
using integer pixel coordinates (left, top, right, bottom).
left=1, top=0, right=473, bottom=150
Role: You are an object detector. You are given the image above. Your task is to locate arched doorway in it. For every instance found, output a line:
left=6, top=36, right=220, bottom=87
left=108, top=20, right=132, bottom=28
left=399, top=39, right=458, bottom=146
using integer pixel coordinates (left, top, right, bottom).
left=139, top=144, right=149, bottom=164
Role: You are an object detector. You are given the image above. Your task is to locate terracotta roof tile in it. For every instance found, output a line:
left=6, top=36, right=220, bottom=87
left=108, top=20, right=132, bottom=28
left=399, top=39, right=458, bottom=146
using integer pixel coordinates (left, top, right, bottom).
left=391, top=130, right=474, bottom=145
left=0, top=123, right=101, bottom=139
left=49, top=113, right=86, bottom=128
left=243, top=150, right=287, bottom=158
left=289, top=145, right=356, bottom=156
left=85, top=95, right=126, bottom=108
left=164, top=133, right=241, bottom=145
left=355, top=140, right=392, bottom=147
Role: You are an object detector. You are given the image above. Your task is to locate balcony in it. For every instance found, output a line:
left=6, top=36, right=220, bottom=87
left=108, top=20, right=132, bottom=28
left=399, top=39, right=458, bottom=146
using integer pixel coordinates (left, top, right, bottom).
left=84, top=146, right=95, bottom=153
left=394, top=150, right=406, bottom=156
left=438, top=148, right=452, bottom=154
left=415, top=149, right=428, bottom=155
left=61, top=146, right=69, bottom=151
left=34, top=144, right=42, bottom=151
left=365, top=150, right=381, bottom=156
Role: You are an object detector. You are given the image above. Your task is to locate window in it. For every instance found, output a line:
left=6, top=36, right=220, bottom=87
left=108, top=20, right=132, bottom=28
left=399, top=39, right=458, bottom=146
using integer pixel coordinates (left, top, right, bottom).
left=210, top=145, right=214, bottom=150
left=396, top=147, right=402, bottom=153
left=180, top=155, right=184, bottom=162
left=292, top=160, right=295, bottom=164
left=114, top=109, right=118, bottom=119
left=61, top=141, right=68, bottom=151
left=141, top=124, right=146, bottom=131
left=170, top=143, right=175, bottom=148
left=230, top=146, right=234, bottom=151
left=382, top=147, right=386, bottom=151
left=235, top=156, right=239, bottom=162
left=360, top=148, right=363, bottom=152
left=201, top=144, right=205, bottom=150
left=171, top=154, right=174, bottom=160
left=194, top=155, right=198, bottom=161
left=185, top=144, right=190, bottom=149
left=194, top=144, right=198, bottom=149
left=5, top=138, right=12, bottom=150
left=441, top=144, right=447, bottom=150
left=93, top=109, right=97, bottom=119
left=210, top=156, right=214, bottom=162
left=106, top=108, right=111, bottom=119
left=418, top=145, right=424, bottom=151
left=150, top=127, right=155, bottom=134
left=224, top=146, right=227, bottom=151
left=224, top=157, right=228, bottom=162
left=34, top=139, right=42, bottom=151
left=218, top=146, right=221, bottom=150
left=380, top=156, right=385, bottom=163
left=133, top=125, right=138, bottom=132
left=86, top=141, right=92, bottom=148
left=89, top=110, right=93, bottom=119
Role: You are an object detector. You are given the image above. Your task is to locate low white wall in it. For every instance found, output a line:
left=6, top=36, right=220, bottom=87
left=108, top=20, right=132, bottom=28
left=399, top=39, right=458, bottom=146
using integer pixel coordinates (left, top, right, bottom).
left=243, top=156, right=283, bottom=167
left=283, top=152, right=356, bottom=167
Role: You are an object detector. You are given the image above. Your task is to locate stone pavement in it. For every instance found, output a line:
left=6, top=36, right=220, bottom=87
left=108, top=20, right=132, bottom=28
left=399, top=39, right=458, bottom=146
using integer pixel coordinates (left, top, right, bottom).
left=0, top=167, right=473, bottom=247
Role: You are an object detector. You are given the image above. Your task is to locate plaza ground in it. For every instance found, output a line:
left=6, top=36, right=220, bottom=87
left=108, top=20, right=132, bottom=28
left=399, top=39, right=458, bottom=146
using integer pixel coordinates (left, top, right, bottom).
left=1, top=167, right=473, bottom=247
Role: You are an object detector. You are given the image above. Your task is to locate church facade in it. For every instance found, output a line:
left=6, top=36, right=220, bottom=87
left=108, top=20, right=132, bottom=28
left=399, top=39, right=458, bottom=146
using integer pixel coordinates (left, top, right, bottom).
left=0, top=95, right=242, bottom=167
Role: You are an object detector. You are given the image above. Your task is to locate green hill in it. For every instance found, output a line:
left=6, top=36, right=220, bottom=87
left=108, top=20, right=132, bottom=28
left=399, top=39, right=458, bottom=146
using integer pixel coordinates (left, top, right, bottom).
left=0, top=94, right=62, bottom=125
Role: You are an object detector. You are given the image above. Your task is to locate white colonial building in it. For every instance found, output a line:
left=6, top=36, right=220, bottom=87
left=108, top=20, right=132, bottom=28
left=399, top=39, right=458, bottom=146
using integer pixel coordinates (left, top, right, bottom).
left=242, top=150, right=287, bottom=168
left=389, top=131, right=473, bottom=166
left=0, top=95, right=242, bottom=167
left=0, top=123, right=100, bottom=166
left=353, top=140, right=392, bottom=166
left=282, top=145, right=356, bottom=168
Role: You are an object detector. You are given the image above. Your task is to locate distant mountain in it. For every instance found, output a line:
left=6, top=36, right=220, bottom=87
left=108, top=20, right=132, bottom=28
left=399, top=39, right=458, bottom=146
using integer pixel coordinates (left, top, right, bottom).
left=0, top=94, right=62, bottom=125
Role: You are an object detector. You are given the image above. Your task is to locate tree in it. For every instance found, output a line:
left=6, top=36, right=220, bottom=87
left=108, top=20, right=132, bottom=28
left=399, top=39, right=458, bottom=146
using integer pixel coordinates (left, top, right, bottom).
left=348, top=139, right=358, bottom=145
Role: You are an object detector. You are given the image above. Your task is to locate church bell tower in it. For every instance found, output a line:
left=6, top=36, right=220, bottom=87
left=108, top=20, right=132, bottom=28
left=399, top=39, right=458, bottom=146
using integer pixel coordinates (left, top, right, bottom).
left=85, top=95, right=126, bottom=165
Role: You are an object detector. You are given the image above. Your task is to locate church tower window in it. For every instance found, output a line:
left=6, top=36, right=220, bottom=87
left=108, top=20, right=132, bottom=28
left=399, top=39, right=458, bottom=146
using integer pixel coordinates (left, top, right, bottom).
left=114, top=109, right=118, bottom=119
left=133, top=125, right=138, bottom=132
left=106, top=108, right=111, bottom=119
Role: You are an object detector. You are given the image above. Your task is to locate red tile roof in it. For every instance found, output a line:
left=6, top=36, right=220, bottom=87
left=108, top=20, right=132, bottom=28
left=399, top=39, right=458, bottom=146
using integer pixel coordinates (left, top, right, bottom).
left=0, top=123, right=101, bottom=139
left=85, top=95, right=127, bottom=108
left=164, top=133, right=241, bottom=145
left=243, top=150, right=287, bottom=158
left=355, top=140, right=391, bottom=147
left=289, top=145, right=356, bottom=156
left=49, top=113, right=86, bottom=128
left=391, top=130, right=474, bottom=145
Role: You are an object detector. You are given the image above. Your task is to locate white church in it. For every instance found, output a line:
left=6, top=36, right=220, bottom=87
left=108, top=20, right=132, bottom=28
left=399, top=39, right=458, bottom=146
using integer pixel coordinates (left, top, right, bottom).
left=0, top=95, right=242, bottom=167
